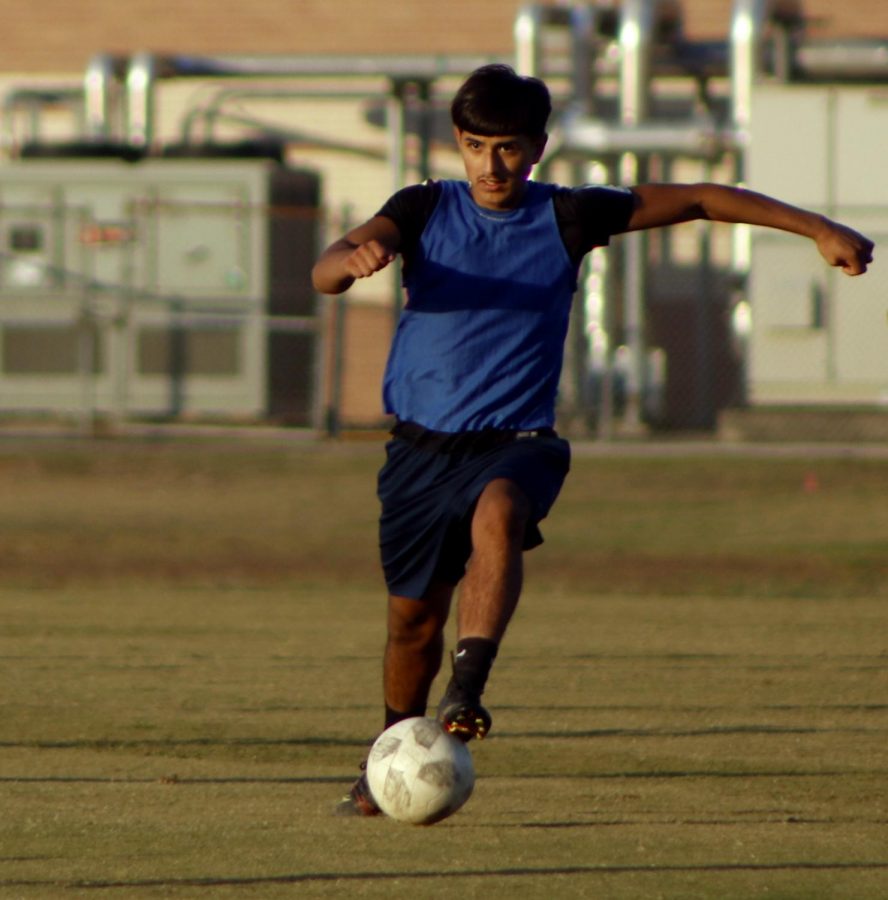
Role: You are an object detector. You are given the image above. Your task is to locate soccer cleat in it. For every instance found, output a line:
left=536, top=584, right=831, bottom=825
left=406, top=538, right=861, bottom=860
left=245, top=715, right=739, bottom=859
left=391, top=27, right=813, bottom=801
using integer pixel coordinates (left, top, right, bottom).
left=436, top=677, right=492, bottom=742
left=334, top=765, right=381, bottom=817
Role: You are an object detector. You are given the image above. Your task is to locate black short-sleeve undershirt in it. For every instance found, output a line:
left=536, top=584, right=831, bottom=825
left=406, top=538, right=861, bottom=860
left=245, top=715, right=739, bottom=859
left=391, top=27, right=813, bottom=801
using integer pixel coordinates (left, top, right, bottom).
left=375, top=180, right=635, bottom=273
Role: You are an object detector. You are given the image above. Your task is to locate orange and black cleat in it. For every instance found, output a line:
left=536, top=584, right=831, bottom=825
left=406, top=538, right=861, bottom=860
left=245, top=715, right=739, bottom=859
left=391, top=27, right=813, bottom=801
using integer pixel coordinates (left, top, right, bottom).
left=334, top=765, right=381, bottom=817
left=437, top=680, right=492, bottom=742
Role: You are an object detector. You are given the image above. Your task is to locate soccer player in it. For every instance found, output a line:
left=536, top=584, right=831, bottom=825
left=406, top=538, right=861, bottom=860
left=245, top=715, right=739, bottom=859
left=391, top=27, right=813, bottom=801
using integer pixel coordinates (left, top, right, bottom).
left=312, top=64, right=874, bottom=816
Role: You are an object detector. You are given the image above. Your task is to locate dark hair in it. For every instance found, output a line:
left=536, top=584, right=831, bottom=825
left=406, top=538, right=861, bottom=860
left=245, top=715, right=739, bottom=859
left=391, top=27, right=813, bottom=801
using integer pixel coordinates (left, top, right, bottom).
left=450, top=64, right=551, bottom=138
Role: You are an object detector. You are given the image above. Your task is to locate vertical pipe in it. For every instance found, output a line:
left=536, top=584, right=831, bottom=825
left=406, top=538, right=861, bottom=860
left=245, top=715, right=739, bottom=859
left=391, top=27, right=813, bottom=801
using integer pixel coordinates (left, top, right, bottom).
left=563, top=158, right=590, bottom=433
left=514, top=5, right=545, bottom=76
left=388, top=81, right=406, bottom=193
left=84, top=54, right=116, bottom=141
left=594, top=160, right=620, bottom=442
left=694, top=193, right=716, bottom=429
left=619, top=0, right=655, bottom=128
left=569, top=5, right=597, bottom=116
left=415, top=79, right=432, bottom=183
left=310, top=203, right=330, bottom=434
left=327, top=295, right=347, bottom=437
left=387, top=81, right=407, bottom=323
left=730, top=0, right=766, bottom=413
left=126, top=52, right=156, bottom=150
left=78, top=289, right=96, bottom=436
left=618, top=0, right=656, bottom=433
left=315, top=203, right=353, bottom=437
left=110, top=240, right=135, bottom=427
left=730, top=0, right=765, bottom=134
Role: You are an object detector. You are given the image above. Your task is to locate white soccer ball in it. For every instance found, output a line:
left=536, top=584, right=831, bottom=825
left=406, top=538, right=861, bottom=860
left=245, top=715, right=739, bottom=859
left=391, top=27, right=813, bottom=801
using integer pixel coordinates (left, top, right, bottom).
left=365, top=716, right=475, bottom=825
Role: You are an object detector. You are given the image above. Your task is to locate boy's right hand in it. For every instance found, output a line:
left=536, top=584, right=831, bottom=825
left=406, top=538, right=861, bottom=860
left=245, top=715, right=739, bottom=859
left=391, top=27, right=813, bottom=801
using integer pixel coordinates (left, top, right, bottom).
left=312, top=215, right=401, bottom=294
left=344, top=240, right=397, bottom=279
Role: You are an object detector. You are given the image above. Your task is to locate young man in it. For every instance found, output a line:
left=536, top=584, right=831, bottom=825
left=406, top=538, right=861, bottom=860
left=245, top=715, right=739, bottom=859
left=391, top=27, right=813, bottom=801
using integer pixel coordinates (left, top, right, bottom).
left=312, top=64, right=873, bottom=816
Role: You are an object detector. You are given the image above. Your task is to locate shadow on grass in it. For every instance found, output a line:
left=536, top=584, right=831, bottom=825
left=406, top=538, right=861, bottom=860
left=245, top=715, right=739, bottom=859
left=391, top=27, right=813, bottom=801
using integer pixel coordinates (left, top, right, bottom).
left=5, top=861, right=888, bottom=891
left=0, top=774, right=351, bottom=784
left=4, top=715, right=887, bottom=754
left=3, top=768, right=887, bottom=786
left=0, top=736, right=369, bottom=751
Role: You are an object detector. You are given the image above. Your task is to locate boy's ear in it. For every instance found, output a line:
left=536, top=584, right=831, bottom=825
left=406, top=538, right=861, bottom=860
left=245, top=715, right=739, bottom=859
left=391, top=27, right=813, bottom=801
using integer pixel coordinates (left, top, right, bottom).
left=453, top=126, right=463, bottom=145
left=531, top=133, right=548, bottom=164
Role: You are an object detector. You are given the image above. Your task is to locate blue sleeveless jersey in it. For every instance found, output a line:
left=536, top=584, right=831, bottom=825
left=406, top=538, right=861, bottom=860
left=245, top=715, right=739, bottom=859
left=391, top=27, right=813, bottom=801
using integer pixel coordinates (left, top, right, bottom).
left=382, top=180, right=577, bottom=432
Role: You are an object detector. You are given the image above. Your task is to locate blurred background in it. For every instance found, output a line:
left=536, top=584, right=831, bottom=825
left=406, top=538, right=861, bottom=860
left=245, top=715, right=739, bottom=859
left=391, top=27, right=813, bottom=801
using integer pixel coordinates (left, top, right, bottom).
left=0, top=0, right=885, bottom=440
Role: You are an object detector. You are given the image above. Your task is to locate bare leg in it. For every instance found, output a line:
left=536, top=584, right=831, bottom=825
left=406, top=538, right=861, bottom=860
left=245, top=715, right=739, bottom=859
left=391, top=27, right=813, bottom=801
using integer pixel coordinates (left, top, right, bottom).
left=338, top=586, right=452, bottom=817
left=458, top=477, right=531, bottom=643
left=384, top=582, right=454, bottom=716
left=434, top=478, right=531, bottom=741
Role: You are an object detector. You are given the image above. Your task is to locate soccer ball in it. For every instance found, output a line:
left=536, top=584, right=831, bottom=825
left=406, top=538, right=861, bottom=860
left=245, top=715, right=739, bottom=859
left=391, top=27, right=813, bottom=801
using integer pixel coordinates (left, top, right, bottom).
left=365, top=717, right=475, bottom=825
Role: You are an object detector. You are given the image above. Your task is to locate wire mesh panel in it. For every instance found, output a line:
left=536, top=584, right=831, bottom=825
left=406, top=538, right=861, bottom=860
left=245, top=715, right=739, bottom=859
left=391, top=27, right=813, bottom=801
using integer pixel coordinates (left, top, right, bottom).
left=0, top=154, right=322, bottom=426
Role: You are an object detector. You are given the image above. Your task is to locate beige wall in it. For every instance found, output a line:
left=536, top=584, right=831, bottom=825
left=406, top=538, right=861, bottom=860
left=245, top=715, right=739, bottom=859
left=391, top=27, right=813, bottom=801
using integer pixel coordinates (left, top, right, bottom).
left=0, top=1, right=885, bottom=74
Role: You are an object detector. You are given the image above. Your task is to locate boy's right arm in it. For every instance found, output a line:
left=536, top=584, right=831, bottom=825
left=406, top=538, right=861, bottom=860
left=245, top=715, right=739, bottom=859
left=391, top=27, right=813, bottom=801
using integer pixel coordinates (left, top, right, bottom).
left=311, top=216, right=401, bottom=295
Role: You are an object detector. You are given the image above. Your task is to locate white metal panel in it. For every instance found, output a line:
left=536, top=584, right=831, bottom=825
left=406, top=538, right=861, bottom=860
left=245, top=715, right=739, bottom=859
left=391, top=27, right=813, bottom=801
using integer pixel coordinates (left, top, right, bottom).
left=0, top=181, right=62, bottom=294
left=831, top=212, right=888, bottom=386
left=0, top=159, right=272, bottom=418
left=747, top=84, right=887, bottom=405
left=62, top=177, right=143, bottom=291
left=151, top=180, right=254, bottom=296
left=749, top=238, right=830, bottom=389
left=748, top=87, right=831, bottom=208
left=750, top=238, right=828, bottom=329
left=834, top=89, right=888, bottom=208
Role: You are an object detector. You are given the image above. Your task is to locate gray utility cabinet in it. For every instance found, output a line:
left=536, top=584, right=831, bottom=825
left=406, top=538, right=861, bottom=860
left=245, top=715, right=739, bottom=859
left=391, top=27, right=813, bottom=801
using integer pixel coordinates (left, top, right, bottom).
left=747, top=84, right=888, bottom=405
left=0, top=157, right=320, bottom=423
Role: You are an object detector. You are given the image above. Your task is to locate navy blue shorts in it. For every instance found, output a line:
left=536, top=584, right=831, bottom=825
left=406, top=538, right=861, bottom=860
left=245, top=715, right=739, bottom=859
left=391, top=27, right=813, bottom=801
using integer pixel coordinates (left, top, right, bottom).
left=377, top=427, right=570, bottom=599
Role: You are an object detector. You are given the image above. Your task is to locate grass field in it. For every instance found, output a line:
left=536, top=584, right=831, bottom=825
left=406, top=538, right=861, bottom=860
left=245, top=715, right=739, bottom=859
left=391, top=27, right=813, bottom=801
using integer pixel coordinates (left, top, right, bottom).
left=1, top=435, right=887, bottom=898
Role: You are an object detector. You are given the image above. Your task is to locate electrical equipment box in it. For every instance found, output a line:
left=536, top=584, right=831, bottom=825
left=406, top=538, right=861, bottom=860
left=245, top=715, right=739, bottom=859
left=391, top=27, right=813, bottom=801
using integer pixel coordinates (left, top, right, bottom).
left=0, top=155, right=320, bottom=423
left=747, top=84, right=888, bottom=405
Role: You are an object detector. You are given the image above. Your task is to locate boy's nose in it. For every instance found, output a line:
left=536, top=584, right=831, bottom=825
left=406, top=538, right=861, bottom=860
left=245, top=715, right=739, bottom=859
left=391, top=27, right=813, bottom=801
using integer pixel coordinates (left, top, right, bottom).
left=482, top=151, right=503, bottom=174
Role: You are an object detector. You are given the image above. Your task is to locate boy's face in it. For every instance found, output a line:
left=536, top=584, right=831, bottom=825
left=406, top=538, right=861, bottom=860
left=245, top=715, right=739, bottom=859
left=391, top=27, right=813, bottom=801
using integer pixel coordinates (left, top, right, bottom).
left=454, top=128, right=547, bottom=210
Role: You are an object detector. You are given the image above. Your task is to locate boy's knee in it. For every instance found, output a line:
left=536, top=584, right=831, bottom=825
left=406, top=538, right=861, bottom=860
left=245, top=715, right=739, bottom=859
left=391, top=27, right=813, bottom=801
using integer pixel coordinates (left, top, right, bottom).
left=387, top=590, right=450, bottom=644
left=473, top=479, right=531, bottom=544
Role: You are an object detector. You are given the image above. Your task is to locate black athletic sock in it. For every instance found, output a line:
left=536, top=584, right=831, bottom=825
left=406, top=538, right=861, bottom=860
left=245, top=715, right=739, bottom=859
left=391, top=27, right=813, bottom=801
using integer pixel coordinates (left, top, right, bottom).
left=451, top=637, right=499, bottom=697
left=384, top=703, right=426, bottom=730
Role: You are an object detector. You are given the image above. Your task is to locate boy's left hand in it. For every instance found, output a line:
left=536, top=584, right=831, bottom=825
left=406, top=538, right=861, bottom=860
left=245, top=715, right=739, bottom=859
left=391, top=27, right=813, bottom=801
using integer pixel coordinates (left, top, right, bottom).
left=816, top=221, right=874, bottom=275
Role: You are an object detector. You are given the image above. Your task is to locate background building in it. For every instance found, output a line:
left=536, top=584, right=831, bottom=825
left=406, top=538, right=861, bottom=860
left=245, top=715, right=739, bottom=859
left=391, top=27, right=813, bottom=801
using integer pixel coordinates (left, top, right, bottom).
left=0, top=1, right=885, bottom=435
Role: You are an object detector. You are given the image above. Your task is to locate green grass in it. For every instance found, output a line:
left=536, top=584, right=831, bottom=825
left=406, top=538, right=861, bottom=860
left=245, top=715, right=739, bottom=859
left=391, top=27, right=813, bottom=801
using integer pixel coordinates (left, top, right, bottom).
left=1, top=437, right=887, bottom=898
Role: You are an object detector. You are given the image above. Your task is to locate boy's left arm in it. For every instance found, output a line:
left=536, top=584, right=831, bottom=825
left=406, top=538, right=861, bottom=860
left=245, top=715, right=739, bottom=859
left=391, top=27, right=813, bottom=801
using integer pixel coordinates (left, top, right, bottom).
left=623, top=183, right=874, bottom=276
